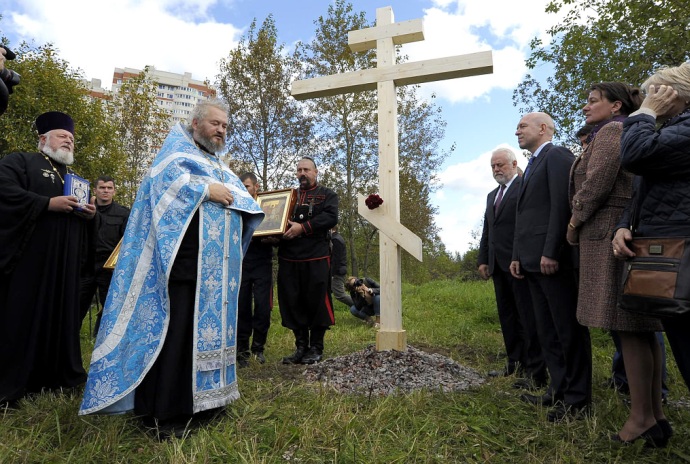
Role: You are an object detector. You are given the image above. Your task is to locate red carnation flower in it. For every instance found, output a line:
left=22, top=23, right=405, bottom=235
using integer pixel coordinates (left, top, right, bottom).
left=365, top=193, right=383, bottom=210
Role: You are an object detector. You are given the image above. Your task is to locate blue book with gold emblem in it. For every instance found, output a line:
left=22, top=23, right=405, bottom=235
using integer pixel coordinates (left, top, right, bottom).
left=64, top=173, right=90, bottom=210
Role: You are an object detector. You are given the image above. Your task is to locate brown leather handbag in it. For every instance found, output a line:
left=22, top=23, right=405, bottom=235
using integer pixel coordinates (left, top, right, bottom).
left=619, top=237, right=690, bottom=318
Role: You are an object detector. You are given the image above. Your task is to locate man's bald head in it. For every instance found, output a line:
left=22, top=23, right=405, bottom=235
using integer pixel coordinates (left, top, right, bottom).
left=515, top=112, right=555, bottom=153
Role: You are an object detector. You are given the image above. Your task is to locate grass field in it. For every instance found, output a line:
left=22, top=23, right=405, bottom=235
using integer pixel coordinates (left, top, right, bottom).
left=2, top=280, right=689, bottom=463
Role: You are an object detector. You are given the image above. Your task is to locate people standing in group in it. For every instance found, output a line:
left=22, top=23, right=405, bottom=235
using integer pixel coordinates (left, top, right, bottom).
left=79, top=99, right=264, bottom=440
left=330, top=226, right=354, bottom=308
left=478, top=147, right=546, bottom=389
left=79, top=175, right=130, bottom=336
left=510, top=112, right=592, bottom=422
left=278, top=156, right=338, bottom=365
left=0, top=111, right=96, bottom=406
left=613, top=63, right=690, bottom=446
left=237, top=172, right=275, bottom=368
left=345, top=276, right=380, bottom=326
left=566, top=82, right=668, bottom=446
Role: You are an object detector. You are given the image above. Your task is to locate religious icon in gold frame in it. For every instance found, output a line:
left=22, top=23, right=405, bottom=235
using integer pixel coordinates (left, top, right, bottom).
left=103, top=237, right=123, bottom=271
left=254, top=188, right=296, bottom=237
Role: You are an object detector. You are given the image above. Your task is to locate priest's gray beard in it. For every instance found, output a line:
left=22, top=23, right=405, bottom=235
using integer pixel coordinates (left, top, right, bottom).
left=195, top=133, right=226, bottom=154
left=42, top=145, right=74, bottom=165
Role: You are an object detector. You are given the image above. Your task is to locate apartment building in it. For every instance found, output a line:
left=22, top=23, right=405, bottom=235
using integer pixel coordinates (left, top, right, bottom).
left=111, top=66, right=216, bottom=126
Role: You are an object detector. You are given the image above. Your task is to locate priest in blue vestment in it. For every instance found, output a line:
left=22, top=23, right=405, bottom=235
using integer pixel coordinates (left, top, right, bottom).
left=80, top=99, right=263, bottom=439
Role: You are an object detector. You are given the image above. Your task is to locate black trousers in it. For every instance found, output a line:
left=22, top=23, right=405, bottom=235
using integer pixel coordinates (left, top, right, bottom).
left=134, top=280, right=194, bottom=421
left=492, top=266, right=546, bottom=381
left=525, top=270, right=592, bottom=405
left=277, top=257, right=334, bottom=329
left=79, top=268, right=113, bottom=334
left=237, top=261, right=272, bottom=353
left=663, top=314, right=690, bottom=392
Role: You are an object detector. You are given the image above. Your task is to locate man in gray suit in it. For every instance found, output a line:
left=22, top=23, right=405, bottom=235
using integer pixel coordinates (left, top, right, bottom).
left=510, top=112, right=591, bottom=422
left=478, top=148, right=545, bottom=388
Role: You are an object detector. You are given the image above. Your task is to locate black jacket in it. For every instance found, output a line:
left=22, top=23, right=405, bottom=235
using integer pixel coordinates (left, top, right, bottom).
left=94, top=201, right=130, bottom=266
left=512, top=143, right=575, bottom=272
left=330, top=232, right=348, bottom=276
left=350, top=277, right=380, bottom=313
left=478, top=176, right=521, bottom=274
left=617, top=111, right=690, bottom=237
left=278, top=184, right=338, bottom=260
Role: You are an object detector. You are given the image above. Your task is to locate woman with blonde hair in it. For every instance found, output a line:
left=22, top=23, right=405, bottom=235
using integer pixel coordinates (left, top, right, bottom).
left=613, top=62, right=690, bottom=447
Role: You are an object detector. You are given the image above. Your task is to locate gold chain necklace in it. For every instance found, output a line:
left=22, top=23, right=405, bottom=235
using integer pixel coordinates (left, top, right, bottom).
left=41, top=153, right=66, bottom=185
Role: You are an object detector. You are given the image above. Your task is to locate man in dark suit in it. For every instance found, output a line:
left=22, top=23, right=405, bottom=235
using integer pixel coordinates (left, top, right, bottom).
left=478, top=148, right=546, bottom=388
left=510, top=112, right=592, bottom=422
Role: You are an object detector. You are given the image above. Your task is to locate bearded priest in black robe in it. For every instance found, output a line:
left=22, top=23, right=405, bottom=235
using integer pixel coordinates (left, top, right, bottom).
left=0, top=111, right=96, bottom=406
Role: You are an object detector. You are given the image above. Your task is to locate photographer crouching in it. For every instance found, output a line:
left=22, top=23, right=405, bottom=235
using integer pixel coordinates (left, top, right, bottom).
left=345, top=276, right=381, bottom=327
left=0, top=45, right=21, bottom=116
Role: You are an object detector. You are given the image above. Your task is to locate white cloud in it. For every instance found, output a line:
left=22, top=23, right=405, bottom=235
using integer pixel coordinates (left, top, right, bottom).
left=401, top=0, right=564, bottom=103
left=6, top=0, right=243, bottom=87
left=434, top=144, right=527, bottom=255
left=1, top=0, right=561, bottom=258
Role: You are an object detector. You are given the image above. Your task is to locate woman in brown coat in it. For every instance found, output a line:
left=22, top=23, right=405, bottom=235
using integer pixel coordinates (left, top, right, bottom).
left=567, top=82, right=666, bottom=447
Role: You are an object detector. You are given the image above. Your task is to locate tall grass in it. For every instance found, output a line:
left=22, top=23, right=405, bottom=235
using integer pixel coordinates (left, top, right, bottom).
left=1, top=280, right=688, bottom=463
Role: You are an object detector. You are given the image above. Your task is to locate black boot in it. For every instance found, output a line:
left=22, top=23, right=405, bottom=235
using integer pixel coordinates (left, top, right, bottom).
left=282, top=329, right=308, bottom=364
left=236, top=336, right=251, bottom=368
left=237, top=350, right=250, bottom=368
left=301, top=346, right=322, bottom=364
left=302, top=328, right=325, bottom=364
left=251, top=341, right=266, bottom=364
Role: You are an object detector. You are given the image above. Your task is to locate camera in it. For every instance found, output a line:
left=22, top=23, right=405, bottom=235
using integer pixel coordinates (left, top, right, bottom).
left=354, top=278, right=364, bottom=287
left=0, top=45, right=21, bottom=93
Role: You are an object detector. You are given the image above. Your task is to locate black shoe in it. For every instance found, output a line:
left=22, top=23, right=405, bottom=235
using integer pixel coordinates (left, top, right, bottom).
left=301, top=346, right=323, bottom=365
left=657, top=419, right=673, bottom=440
left=282, top=347, right=306, bottom=365
left=488, top=366, right=517, bottom=378
left=237, top=351, right=250, bottom=368
left=192, top=407, right=225, bottom=423
left=0, top=398, right=20, bottom=409
left=513, top=378, right=546, bottom=391
left=520, top=393, right=557, bottom=407
left=547, top=401, right=589, bottom=423
left=141, top=416, right=191, bottom=441
left=253, top=352, right=266, bottom=364
left=611, top=423, right=667, bottom=448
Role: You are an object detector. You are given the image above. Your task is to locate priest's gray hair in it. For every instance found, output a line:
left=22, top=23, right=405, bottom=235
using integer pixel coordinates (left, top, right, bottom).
left=188, top=98, right=229, bottom=128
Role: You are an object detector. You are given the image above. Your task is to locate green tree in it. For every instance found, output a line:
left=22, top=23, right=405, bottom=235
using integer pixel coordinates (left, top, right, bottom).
left=294, top=0, right=378, bottom=278
left=0, top=41, right=125, bottom=187
left=109, top=66, right=170, bottom=204
left=216, top=16, right=315, bottom=191
left=296, top=0, right=451, bottom=280
left=513, top=0, right=690, bottom=143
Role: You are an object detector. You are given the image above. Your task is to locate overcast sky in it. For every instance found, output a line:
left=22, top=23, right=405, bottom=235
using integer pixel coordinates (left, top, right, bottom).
left=1, top=0, right=567, bottom=255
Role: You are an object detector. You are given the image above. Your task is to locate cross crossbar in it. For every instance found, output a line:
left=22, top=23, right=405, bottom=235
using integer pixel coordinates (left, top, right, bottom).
left=348, top=18, right=424, bottom=52
left=291, top=51, right=493, bottom=100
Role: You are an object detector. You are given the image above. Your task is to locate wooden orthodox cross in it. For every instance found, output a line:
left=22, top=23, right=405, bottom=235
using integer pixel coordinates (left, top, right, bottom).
left=292, top=6, right=493, bottom=351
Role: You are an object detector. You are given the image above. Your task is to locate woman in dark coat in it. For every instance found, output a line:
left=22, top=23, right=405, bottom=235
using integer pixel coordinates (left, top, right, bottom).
left=613, top=62, right=690, bottom=447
